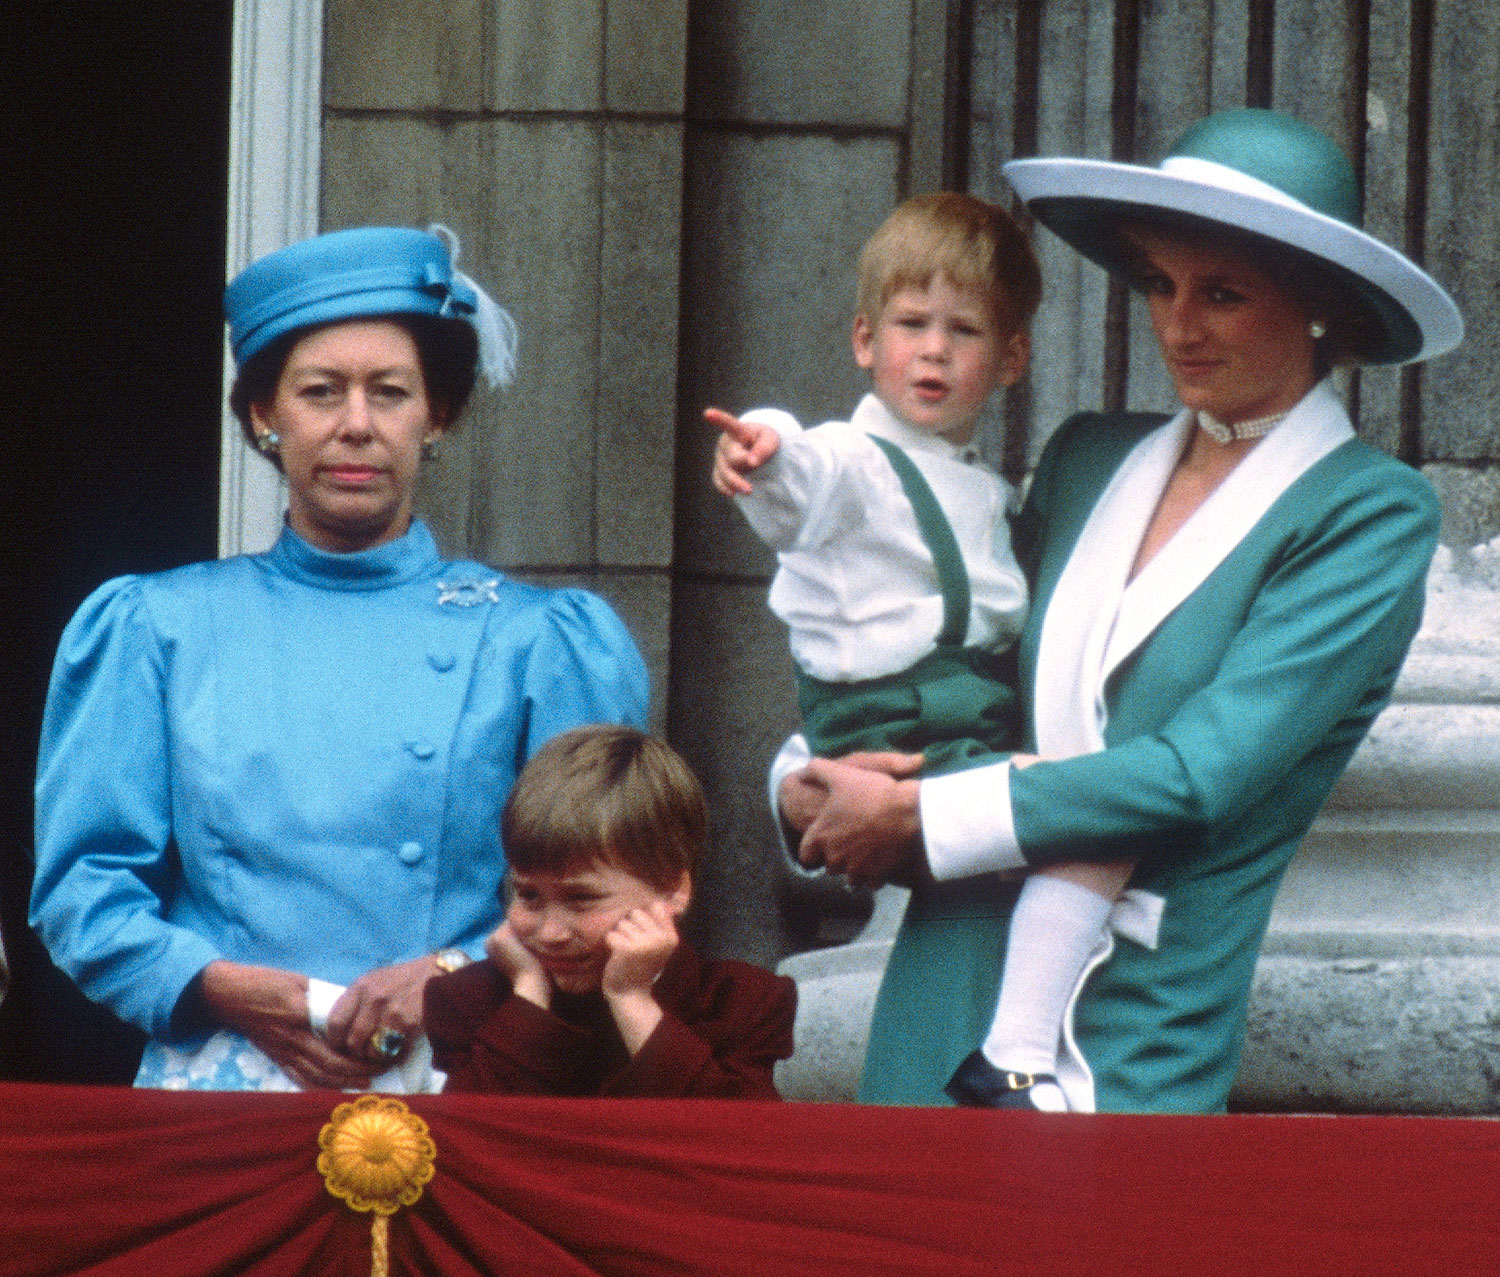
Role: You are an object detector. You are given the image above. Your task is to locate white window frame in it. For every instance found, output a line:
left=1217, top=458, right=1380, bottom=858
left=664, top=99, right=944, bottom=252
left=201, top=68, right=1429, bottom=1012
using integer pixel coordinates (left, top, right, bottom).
left=219, top=0, right=322, bottom=557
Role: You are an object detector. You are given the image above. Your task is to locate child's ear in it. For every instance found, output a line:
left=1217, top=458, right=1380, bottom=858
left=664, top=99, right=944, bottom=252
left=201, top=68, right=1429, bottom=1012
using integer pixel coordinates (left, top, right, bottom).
left=997, top=329, right=1030, bottom=388
left=665, top=871, right=692, bottom=917
left=852, top=314, right=876, bottom=369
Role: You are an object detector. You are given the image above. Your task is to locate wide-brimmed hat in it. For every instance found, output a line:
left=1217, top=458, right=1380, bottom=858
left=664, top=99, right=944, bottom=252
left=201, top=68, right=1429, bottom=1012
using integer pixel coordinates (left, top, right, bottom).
left=1004, top=109, right=1461, bottom=365
left=225, top=225, right=517, bottom=386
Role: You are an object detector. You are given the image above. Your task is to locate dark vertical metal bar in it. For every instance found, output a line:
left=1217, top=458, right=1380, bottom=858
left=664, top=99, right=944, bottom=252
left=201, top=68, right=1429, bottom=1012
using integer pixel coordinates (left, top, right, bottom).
left=1011, top=0, right=1041, bottom=158
left=1247, top=0, right=1275, bottom=106
left=1399, top=0, right=1435, bottom=465
left=1102, top=0, right=1141, bottom=413
left=944, top=0, right=978, bottom=190
left=1347, top=0, right=1373, bottom=427
left=1003, top=0, right=1043, bottom=479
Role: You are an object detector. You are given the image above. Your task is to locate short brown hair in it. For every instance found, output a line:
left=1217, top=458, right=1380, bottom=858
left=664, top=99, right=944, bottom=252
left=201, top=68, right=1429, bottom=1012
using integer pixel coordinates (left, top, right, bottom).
left=855, top=192, right=1043, bottom=333
left=502, top=726, right=707, bottom=891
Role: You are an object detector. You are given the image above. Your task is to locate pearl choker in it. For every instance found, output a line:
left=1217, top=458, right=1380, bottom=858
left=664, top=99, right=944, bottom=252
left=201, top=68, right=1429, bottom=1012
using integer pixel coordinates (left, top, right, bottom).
left=1196, top=408, right=1287, bottom=443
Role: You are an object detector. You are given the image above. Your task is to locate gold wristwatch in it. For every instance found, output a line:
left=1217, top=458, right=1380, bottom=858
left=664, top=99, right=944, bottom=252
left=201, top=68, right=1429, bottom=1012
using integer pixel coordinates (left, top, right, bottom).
left=432, top=947, right=472, bottom=974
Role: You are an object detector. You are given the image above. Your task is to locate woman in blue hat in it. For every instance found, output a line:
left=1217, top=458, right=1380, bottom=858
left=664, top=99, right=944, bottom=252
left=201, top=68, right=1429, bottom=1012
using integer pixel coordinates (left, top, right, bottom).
left=776, top=109, right=1462, bottom=1111
left=30, top=226, right=649, bottom=1090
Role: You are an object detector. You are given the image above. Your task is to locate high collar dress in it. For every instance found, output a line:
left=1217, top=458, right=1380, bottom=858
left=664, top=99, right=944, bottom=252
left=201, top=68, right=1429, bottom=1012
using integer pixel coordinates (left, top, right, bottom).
left=31, top=519, right=648, bottom=1088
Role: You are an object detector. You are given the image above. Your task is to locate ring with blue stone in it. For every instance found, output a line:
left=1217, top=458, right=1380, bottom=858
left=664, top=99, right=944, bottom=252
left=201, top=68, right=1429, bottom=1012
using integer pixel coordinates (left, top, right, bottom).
left=368, top=1027, right=407, bottom=1061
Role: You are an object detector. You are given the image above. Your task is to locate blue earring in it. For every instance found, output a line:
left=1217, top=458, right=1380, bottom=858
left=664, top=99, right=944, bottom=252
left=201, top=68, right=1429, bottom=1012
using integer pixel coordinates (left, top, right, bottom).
left=256, top=431, right=281, bottom=454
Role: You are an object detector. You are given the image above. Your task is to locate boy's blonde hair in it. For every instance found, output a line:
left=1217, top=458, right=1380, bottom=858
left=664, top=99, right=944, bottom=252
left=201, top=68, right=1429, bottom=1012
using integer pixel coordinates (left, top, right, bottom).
left=502, top=725, right=707, bottom=891
left=856, top=192, right=1042, bottom=332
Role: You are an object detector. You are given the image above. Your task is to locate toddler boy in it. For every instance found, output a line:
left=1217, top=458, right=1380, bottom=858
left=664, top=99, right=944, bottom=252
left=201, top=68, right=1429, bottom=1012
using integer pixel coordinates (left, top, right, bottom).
left=712, top=193, right=1128, bottom=1110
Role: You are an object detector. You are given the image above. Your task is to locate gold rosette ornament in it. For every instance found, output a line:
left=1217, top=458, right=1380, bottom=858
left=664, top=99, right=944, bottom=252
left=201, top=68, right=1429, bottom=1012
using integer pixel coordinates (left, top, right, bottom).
left=319, top=1096, right=436, bottom=1277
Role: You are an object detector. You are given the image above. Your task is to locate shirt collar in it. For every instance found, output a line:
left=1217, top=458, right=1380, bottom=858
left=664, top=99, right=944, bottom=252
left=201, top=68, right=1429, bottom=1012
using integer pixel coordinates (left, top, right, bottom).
left=265, top=518, right=443, bottom=591
left=849, top=394, right=978, bottom=462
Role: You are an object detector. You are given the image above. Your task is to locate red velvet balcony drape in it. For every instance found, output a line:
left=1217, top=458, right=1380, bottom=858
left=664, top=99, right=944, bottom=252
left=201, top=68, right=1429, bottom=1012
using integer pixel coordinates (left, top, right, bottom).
left=3, top=1083, right=1498, bottom=1275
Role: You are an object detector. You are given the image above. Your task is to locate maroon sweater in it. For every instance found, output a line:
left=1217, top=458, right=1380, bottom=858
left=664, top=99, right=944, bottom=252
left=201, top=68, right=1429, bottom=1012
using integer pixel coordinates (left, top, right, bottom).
left=426, top=941, right=796, bottom=1099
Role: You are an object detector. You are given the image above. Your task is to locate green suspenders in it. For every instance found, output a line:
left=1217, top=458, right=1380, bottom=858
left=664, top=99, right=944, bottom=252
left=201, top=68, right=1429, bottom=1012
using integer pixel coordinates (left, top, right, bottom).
left=866, top=435, right=970, bottom=647
left=793, top=433, right=1017, bottom=769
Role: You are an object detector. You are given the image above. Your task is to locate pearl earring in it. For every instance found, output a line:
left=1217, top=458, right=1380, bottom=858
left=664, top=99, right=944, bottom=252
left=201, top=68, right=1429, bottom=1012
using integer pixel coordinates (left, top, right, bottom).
left=256, top=431, right=281, bottom=454
left=1308, top=320, right=1327, bottom=340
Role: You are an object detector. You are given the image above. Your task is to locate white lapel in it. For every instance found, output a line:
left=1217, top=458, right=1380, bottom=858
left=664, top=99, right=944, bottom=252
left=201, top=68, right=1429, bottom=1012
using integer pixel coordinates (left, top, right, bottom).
left=1033, top=414, right=1190, bottom=758
left=1033, top=381, right=1355, bottom=758
left=1100, top=380, right=1354, bottom=685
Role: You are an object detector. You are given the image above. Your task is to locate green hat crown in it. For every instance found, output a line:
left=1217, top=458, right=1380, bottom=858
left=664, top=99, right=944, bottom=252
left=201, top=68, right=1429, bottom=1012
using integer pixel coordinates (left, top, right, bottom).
left=1168, top=108, right=1360, bottom=226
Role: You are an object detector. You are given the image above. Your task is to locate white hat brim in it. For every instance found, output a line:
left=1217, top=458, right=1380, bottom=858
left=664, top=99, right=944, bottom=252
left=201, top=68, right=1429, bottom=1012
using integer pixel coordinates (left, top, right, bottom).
left=1004, top=156, right=1462, bottom=365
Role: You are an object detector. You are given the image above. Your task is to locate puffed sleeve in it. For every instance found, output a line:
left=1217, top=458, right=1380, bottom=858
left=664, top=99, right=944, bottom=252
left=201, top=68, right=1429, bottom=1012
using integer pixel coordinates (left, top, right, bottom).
left=30, top=578, right=223, bottom=1040
left=519, top=589, right=650, bottom=758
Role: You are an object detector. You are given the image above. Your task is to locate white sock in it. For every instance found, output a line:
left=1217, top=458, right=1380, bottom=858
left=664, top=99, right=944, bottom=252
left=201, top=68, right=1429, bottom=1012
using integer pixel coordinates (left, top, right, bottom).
left=982, top=875, right=1114, bottom=1080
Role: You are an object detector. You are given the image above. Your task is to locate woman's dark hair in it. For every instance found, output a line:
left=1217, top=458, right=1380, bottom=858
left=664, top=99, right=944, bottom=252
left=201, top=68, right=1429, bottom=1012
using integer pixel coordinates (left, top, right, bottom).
left=227, top=313, right=481, bottom=464
left=1114, top=209, right=1383, bottom=379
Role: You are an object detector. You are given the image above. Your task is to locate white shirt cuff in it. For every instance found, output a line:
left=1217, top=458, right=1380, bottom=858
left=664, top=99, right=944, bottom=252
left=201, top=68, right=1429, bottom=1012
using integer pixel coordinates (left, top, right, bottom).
left=768, top=733, right=822, bottom=876
left=920, top=759, right=1027, bottom=879
left=306, top=977, right=344, bottom=1037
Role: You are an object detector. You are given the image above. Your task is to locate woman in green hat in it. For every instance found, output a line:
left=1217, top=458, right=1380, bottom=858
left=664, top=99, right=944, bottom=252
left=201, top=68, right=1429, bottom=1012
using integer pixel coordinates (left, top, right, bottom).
left=778, top=108, right=1462, bottom=1112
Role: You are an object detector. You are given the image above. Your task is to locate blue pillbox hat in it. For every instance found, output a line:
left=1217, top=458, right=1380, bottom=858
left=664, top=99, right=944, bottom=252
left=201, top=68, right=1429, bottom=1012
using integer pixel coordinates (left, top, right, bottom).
left=224, top=227, right=480, bottom=367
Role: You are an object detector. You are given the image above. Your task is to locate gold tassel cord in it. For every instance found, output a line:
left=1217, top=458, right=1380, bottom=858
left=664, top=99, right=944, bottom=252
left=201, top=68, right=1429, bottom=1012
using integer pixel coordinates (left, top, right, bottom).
left=319, top=1096, right=437, bottom=1277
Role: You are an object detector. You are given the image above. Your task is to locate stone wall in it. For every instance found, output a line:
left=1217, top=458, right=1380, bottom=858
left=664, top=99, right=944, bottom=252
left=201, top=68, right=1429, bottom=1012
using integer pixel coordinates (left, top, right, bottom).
left=322, top=0, right=690, bottom=736
left=670, top=0, right=951, bottom=966
left=319, top=0, right=948, bottom=969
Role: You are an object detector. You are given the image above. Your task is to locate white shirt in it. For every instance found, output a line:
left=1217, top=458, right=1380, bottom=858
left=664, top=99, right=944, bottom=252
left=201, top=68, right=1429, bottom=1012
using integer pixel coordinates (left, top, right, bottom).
left=735, top=394, right=1028, bottom=683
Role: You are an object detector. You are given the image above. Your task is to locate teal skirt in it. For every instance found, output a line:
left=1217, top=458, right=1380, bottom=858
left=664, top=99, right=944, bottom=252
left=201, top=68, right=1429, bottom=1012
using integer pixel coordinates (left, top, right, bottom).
left=858, top=874, right=1024, bottom=1105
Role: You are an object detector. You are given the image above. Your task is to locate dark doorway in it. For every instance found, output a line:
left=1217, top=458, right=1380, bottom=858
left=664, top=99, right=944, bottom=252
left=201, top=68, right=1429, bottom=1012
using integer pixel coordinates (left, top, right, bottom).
left=0, top=3, right=231, bottom=1080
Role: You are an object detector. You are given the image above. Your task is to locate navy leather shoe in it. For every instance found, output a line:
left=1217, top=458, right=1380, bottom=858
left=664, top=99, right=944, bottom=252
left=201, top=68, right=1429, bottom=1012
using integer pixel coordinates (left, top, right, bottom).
left=945, top=1050, right=1060, bottom=1109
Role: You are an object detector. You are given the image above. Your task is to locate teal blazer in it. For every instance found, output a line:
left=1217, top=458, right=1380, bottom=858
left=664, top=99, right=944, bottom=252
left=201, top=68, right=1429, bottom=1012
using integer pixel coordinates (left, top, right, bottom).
left=860, top=400, right=1440, bottom=1111
left=1007, top=410, right=1440, bottom=1110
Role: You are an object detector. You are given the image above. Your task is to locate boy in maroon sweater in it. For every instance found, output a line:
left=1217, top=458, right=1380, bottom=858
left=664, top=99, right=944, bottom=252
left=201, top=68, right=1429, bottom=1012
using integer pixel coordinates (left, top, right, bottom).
left=426, top=726, right=796, bottom=1097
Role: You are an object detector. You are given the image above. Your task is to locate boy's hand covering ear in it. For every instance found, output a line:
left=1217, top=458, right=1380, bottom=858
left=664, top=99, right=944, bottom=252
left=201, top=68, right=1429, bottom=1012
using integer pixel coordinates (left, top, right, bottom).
left=707, top=406, right=781, bottom=495
left=601, top=901, right=680, bottom=999
left=485, top=921, right=551, bottom=1009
